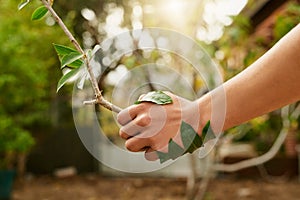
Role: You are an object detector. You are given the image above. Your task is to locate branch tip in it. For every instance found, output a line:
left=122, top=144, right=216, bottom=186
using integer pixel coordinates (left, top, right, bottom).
left=83, top=99, right=98, bottom=105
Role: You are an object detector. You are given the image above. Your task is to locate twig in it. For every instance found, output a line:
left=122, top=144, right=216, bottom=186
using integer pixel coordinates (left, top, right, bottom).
left=41, top=0, right=122, bottom=113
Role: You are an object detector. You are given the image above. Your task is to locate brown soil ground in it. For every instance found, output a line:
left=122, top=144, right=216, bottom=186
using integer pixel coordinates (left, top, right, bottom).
left=12, top=174, right=300, bottom=200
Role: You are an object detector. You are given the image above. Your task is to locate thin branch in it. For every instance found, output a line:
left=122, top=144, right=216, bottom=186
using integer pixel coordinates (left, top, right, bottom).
left=41, top=0, right=83, bottom=54
left=83, top=99, right=98, bottom=105
left=291, top=103, right=300, bottom=119
left=41, top=0, right=122, bottom=113
left=213, top=106, right=292, bottom=172
left=96, top=97, right=122, bottom=113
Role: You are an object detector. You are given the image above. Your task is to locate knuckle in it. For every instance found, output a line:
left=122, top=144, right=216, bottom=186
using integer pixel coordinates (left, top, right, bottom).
left=136, top=114, right=151, bottom=126
left=119, top=127, right=135, bottom=138
left=117, top=112, right=129, bottom=126
left=136, top=103, right=147, bottom=111
left=119, top=130, right=127, bottom=139
left=116, top=114, right=123, bottom=123
left=125, top=141, right=138, bottom=152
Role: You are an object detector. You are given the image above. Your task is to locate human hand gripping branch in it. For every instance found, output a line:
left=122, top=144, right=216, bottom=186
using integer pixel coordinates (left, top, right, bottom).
left=20, top=1, right=300, bottom=165
left=19, top=0, right=211, bottom=163
left=117, top=23, right=300, bottom=162
left=118, top=92, right=202, bottom=161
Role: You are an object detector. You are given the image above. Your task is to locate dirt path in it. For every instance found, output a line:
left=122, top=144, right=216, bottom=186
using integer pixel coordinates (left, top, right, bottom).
left=12, top=174, right=300, bottom=200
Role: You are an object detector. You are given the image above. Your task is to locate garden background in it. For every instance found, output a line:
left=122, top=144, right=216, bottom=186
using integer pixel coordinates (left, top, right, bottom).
left=1, top=0, right=300, bottom=199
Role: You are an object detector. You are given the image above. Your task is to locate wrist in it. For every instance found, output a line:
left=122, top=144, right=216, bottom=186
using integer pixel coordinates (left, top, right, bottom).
left=195, top=94, right=212, bottom=136
left=195, top=89, right=225, bottom=137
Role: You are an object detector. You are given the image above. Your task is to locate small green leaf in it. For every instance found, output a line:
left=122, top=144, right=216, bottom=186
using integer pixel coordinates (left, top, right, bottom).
left=61, top=52, right=83, bottom=68
left=201, top=120, right=215, bottom=142
left=185, top=134, right=202, bottom=154
left=202, top=120, right=210, bottom=138
left=31, top=6, right=48, bottom=21
left=53, top=44, right=78, bottom=56
left=56, top=68, right=80, bottom=92
left=157, top=120, right=212, bottom=164
left=53, top=44, right=83, bottom=69
left=156, top=151, right=170, bottom=164
left=68, top=59, right=84, bottom=69
left=18, top=0, right=31, bottom=10
left=168, top=139, right=184, bottom=160
left=156, top=139, right=184, bottom=164
left=135, top=91, right=173, bottom=105
left=180, top=121, right=203, bottom=154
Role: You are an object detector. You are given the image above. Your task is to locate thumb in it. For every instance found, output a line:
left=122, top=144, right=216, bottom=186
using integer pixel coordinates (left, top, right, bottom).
left=144, top=148, right=159, bottom=161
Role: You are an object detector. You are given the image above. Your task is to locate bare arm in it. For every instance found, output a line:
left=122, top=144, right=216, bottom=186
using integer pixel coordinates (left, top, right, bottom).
left=198, top=23, right=300, bottom=133
left=117, top=24, right=300, bottom=160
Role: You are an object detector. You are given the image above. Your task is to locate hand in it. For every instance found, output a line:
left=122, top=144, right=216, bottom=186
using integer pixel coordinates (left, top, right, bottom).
left=117, top=92, right=201, bottom=161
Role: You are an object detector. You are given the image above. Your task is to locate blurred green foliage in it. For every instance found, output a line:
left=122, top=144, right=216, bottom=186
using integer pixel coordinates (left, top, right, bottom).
left=0, top=116, right=34, bottom=169
left=0, top=0, right=71, bottom=169
left=273, top=3, right=300, bottom=42
left=2, top=0, right=299, bottom=162
left=214, top=1, right=300, bottom=153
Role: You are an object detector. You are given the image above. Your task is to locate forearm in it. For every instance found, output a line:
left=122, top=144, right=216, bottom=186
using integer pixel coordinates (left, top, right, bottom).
left=197, top=24, right=300, bottom=133
left=117, top=24, right=300, bottom=160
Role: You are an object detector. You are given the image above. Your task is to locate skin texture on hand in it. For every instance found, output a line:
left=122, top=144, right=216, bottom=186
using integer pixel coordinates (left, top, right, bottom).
left=117, top=92, right=201, bottom=161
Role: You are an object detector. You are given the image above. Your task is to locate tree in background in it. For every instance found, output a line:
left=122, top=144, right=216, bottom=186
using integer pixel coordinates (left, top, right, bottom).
left=0, top=0, right=75, bottom=174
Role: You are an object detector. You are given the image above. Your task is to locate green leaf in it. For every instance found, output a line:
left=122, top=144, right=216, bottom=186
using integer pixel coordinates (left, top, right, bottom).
left=53, top=44, right=83, bottom=69
left=53, top=44, right=78, bottom=56
left=67, top=59, right=84, bottom=69
left=18, top=0, right=31, bottom=10
left=157, top=121, right=213, bottom=164
left=31, top=6, right=48, bottom=21
left=201, top=120, right=215, bottom=142
left=201, top=120, right=210, bottom=138
left=156, top=139, right=185, bottom=164
left=180, top=121, right=203, bottom=154
left=168, top=139, right=184, bottom=160
left=56, top=68, right=80, bottom=92
left=135, top=91, right=173, bottom=105
left=61, top=52, right=83, bottom=69
left=156, top=151, right=170, bottom=164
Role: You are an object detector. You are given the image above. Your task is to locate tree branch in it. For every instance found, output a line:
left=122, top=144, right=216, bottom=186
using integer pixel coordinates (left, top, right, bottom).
left=213, top=105, right=297, bottom=172
left=41, top=0, right=122, bottom=113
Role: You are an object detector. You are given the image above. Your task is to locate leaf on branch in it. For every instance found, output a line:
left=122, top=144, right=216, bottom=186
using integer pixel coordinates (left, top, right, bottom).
left=53, top=44, right=78, bottom=56
left=67, top=59, right=84, bottom=69
left=18, top=0, right=31, bottom=10
left=31, top=6, right=48, bottom=21
left=53, top=44, right=84, bottom=69
left=61, top=52, right=84, bottom=69
left=56, top=68, right=80, bottom=92
left=135, top=91, right=173, bottom=105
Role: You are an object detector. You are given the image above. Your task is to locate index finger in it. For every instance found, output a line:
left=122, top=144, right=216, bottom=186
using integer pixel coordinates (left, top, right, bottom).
left=117, top=103, right=148, bottom=125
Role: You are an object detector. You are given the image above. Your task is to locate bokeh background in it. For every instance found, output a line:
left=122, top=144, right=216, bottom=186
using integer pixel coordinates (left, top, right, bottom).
left=1, top=0, right=300, bottom=199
